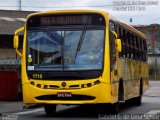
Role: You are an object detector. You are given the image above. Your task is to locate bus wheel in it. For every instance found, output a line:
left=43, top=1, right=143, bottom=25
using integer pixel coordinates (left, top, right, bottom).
left=109, top=79, right=123, bottom=114
left=131, top=79, right=143, bottom=106
left=44, top=104, right=56, bottom=116
left=110, top=103, right=119, bottom=114
left=132, top=95, right=142, bottom=106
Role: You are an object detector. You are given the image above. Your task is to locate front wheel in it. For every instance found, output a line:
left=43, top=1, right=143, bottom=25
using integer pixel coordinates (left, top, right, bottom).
left=102, top=103, right=120, bottom=114
left=110, top=103, right=120, bottom=114
left=44, top=104, right=56, bottom=116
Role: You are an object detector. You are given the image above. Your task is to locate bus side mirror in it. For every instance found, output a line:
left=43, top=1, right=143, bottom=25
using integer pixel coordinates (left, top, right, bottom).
left=13, top=27, right=24, bottom=58
left=111, top=31, right=122, bottom=53
left=13, top=35, right=19, bottom=49
left=116, top=39, right=122, bottom=53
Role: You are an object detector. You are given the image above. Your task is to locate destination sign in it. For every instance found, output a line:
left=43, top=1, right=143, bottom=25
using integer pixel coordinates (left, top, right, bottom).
left=40, top=15, right=92, bottom=25
left=27, top=14, right=105, bottom=27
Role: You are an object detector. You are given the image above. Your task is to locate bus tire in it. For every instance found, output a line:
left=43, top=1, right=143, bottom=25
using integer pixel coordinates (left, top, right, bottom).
left=109, top=80, right=123, bottom=114
left=131, top=79, right=143, bottom=106
left=132, top=96, right=142, bottom=106
left=102, top=103, right=119, bottom=114
left=44, top=104, right=56, bottom=116
left=119, top=79, right=124, bottom=102
left=110, top=102, right=119, bottom=114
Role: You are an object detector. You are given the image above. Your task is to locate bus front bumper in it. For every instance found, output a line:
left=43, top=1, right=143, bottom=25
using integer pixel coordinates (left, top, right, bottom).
left=22, top=82, right=112, bottom=105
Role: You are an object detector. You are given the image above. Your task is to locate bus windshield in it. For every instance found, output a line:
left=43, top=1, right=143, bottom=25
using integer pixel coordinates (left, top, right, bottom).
left=27, top=27, right=105, bottom=71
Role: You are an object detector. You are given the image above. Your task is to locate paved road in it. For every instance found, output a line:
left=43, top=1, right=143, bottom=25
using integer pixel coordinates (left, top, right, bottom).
left=1, top=81, right=160, bottom=120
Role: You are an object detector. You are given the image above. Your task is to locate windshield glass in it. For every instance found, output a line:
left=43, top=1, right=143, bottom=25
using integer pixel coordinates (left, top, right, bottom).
left=27, top=27, right=105, bottom=71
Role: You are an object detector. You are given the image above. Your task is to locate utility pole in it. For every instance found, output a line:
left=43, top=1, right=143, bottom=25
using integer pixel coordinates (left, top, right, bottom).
left=19, top=0, right=21, bottom=11
left=155, top=55, right=157, bottom=80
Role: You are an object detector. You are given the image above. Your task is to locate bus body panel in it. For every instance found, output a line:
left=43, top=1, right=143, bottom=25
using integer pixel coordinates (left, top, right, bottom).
left=110, top=53, right=149, bottom=102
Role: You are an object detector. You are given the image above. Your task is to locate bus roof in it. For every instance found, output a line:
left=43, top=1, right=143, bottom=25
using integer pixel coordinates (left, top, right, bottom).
left=109, top=15, right=147, bottom=39
left=26, top=9, right=109, bottom=20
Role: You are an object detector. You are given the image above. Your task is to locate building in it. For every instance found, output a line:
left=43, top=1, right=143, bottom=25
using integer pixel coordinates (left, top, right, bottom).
left=0, top=10, right=33, bottom=75
left=133, top=24, right=160, bottom=79
left=133, top=24, right=160, bottom=54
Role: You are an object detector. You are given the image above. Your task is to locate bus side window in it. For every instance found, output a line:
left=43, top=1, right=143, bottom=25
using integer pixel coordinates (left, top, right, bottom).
left=141, top=38, right=144, bottom=61
left=110, top=21, right=115, bottom=31
left=127, top=32, right=131, bottom=59
left=109, top=31, right=116, bottom=71
left=135, top=37, right=139, bottom=60
left=133, top=36, right=137, bottom=60
left=142, top=39, right=146, bottom=61
left=136, top=37, right=139, bottom=60
left=122, top=29, right=126, bottom=58
left=126, top=32, right=128, bottom=58
left=130, top=34, right=134, bottom=59
left=109, top=21, right=116, bottom=70
left=145, top=40, right=147, bottom=52
left=144, top=40, right=147, bottom=62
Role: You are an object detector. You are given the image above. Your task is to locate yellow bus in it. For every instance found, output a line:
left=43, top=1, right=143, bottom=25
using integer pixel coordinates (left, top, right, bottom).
left=13, top=10, right=149, bottom=115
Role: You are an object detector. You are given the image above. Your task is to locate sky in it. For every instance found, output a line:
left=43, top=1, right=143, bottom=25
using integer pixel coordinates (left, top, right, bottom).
left=0, top=0, right=160, bottom=25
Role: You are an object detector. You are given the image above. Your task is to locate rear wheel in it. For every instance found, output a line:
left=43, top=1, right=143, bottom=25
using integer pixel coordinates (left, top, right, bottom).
left=130, top=79, right=143, bottom=106
left=44, top=104, right=56, bottom=116
left=131, top=96, right=142, bottom=106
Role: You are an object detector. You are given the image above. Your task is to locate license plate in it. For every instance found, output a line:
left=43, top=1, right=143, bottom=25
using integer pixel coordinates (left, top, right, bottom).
left=57, top=92, right=72, bottom=98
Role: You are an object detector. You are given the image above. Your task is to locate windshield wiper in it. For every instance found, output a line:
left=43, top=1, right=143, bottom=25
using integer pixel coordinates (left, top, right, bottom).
left=44, top=29, right=63, bottom=45
left=74, top=27, right=87, bottom=62
left=77, top=27, right=87, bottom=51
